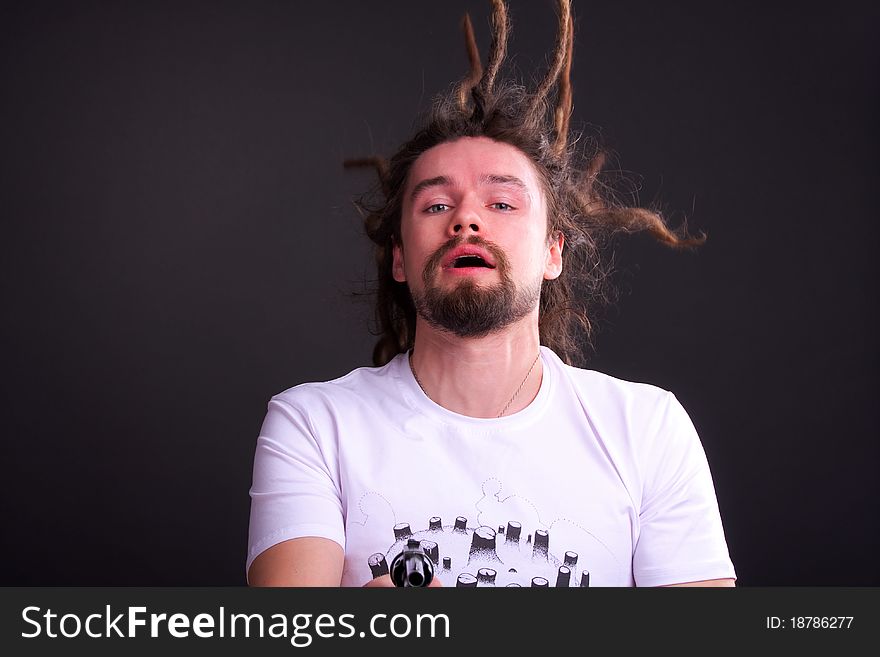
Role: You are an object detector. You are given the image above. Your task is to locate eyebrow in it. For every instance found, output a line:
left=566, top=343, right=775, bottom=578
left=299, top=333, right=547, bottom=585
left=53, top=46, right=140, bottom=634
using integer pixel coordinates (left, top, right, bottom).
left=409, top=174, right=530, bottom=201
left=410, top=176, right=452, bottom=201
left=479, top=174, right=529, bottom=191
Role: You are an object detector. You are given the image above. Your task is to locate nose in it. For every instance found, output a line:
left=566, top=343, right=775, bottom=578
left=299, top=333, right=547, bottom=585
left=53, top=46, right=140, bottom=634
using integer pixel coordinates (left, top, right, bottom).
left=446, top=198, right=483, bottom=238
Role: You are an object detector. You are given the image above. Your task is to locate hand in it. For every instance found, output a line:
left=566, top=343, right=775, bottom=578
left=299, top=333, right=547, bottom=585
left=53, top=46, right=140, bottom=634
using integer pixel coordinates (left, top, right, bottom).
left=363, top=574, right=443, bottom=587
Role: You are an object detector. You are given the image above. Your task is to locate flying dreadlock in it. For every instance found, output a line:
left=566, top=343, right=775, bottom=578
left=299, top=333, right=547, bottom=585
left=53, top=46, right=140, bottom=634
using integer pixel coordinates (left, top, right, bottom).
left=345, top=0, right=704, bottom=367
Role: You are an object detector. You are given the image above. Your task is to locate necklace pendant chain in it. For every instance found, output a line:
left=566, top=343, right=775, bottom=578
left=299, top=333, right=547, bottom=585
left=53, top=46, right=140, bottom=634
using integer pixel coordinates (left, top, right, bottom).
left=496, top=351, right=541, bottom=417
left=409, top=350, right=541, bottom=417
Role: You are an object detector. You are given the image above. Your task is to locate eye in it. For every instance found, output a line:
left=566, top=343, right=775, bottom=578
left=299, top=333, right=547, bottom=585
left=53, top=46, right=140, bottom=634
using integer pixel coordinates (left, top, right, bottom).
left=425, top=203, right=450, bottom=213
left=490, top=202, right=515, bottom=211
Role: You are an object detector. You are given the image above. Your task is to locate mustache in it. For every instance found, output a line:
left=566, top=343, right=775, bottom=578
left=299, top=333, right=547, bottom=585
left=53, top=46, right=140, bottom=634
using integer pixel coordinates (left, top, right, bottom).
left=421, top=235, right=509, bottom=285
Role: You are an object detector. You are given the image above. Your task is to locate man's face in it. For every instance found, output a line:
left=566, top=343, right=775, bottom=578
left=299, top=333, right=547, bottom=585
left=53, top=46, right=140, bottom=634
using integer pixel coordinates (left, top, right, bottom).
left=393, top=136, right=564, bottom=337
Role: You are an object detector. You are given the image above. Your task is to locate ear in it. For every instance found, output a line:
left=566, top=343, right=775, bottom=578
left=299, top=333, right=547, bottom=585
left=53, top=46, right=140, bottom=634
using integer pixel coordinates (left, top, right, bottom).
left=543, top=231, right=564, bottom=280
left=392, top=238, right=407, bottom=282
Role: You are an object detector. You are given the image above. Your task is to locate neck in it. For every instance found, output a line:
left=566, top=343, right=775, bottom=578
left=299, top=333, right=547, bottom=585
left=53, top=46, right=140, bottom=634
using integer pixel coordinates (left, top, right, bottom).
left=408, top=311, right=543, bottom=418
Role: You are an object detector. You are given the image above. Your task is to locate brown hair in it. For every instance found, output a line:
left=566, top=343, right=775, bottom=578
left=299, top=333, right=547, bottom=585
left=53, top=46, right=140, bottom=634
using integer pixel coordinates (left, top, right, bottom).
left=346, top=0, right=704, bottom=367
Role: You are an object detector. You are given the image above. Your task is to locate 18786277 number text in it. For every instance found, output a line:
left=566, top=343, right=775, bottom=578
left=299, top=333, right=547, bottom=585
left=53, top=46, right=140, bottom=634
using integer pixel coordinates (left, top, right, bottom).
left=766, top=617, right=854, bottom=630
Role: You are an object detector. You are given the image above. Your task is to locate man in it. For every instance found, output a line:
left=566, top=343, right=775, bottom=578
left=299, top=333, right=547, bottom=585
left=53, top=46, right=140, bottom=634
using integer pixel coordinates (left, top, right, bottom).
left=246, top=0, right=736, bottom=587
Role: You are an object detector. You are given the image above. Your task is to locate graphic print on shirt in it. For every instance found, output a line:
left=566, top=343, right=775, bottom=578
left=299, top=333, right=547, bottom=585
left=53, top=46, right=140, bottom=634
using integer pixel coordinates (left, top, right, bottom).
left=363, top=477, right=623, bottom=587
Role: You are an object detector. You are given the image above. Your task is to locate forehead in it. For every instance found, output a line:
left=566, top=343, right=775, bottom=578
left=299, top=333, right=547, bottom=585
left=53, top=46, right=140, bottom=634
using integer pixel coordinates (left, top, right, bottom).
left=405, top=136, right=545, bottom=196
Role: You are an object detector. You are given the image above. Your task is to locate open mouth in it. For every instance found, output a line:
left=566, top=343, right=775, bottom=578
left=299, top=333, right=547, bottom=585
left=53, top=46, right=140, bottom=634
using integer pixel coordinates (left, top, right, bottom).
left=451, top=255, right=496, bottom=269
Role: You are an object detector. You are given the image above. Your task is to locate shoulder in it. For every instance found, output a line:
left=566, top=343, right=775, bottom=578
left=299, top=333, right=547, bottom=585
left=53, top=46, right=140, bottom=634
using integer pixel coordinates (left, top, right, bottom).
left=544, top=347, right=673, bottom=412
left=256, top=357, right=406, bottom=445
left=270, top=355, right=404, bottom=411
left=542, top=347, right=696, bottom=457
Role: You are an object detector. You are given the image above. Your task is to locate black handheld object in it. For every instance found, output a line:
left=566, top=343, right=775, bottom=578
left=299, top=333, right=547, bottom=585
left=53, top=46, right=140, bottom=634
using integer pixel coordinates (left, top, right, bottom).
left=389, top=539, right=435, bottom=587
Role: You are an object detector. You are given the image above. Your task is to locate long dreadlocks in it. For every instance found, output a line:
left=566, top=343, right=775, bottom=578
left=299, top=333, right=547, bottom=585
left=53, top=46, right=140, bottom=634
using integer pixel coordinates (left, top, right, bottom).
left=346, top=0, right=704, bottom=367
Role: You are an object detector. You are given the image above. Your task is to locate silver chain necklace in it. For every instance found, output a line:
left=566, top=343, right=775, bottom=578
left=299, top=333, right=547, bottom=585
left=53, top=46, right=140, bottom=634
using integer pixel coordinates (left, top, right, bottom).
left=408, top=350, right=541, bottom=418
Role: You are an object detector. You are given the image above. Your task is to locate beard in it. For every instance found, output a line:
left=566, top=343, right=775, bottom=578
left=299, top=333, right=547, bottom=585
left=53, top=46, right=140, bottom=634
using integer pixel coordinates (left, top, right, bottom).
left=410, top=236, right=542, bottom=338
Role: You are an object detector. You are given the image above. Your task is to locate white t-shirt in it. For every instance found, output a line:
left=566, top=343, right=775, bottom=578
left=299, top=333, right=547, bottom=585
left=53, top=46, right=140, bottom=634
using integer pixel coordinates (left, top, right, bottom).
left=247, top=346, right=736, bottom=587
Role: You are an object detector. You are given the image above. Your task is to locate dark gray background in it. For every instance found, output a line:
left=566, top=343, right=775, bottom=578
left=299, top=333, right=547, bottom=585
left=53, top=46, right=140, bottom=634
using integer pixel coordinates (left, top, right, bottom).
left=1, top=0, right=877, bottom=585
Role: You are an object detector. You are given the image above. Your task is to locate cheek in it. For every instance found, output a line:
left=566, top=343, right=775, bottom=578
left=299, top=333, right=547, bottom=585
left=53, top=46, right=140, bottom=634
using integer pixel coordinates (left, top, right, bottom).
left=517, top=230, right=551, bottom=274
